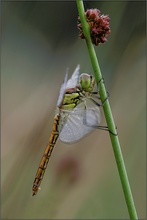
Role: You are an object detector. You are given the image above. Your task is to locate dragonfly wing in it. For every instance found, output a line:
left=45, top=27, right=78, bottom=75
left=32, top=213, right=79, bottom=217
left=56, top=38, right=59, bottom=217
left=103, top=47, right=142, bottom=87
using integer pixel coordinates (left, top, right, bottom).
left=66, top=64, right=80, bottom=89
left=57, top=65, right=80, bottom=107
left=57, top=71, right=68, bottom=107
left=59, top=101, right=101, bottom=144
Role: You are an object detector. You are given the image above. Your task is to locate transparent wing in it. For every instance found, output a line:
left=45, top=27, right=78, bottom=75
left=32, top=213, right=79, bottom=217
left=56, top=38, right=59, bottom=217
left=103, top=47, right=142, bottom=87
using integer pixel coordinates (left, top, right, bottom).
left=59, top=101, right=101, bottom=144
left=57, top=71, right=68, bottom=107
left=57, top=65, right=80, bottom=107
left=66, top=64, right=80, bottom=89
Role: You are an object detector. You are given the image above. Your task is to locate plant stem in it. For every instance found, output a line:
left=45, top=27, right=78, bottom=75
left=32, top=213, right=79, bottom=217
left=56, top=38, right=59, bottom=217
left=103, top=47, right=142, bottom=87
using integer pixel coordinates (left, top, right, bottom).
left=76, top=1, right=138, bottom=219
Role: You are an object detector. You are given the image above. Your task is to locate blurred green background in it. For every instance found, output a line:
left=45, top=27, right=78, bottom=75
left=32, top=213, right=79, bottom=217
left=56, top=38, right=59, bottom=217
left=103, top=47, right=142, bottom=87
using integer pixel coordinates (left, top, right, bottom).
left=1, top=1, right=146, bottom=219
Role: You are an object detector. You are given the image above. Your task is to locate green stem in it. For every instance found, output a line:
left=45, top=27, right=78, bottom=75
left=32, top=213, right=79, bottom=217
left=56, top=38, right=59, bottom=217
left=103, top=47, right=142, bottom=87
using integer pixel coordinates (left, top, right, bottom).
left=76, top=1, right=138, bottom=219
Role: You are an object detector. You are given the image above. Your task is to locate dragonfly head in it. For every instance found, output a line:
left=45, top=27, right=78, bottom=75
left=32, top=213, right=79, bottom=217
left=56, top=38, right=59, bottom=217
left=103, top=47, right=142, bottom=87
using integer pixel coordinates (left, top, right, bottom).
left=79, top=73, right=95, bottom=92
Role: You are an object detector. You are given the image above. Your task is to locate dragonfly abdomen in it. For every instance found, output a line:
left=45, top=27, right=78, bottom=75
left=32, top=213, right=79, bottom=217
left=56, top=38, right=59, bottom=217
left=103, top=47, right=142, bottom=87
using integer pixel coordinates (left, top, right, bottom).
left=32, top=114, right=60, bottom=196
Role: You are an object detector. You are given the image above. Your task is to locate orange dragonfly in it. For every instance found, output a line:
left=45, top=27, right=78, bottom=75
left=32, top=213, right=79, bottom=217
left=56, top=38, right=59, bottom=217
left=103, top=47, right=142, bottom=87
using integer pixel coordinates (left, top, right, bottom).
left=32, top=65, right=102, bottom=196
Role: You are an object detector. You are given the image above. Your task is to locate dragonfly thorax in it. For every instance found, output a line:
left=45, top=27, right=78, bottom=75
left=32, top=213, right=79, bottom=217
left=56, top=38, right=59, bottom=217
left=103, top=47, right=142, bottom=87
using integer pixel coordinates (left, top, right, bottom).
left=59, top=73, right=96, bottom=110
left=61, top=91, right=80, bottom=110
left=79, top=73, right=95, bottom=92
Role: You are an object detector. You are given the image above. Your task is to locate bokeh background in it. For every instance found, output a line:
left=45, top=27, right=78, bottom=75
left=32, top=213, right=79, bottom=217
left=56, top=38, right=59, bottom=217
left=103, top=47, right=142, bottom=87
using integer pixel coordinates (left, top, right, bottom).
left=1, top=1, right=146, bottom=219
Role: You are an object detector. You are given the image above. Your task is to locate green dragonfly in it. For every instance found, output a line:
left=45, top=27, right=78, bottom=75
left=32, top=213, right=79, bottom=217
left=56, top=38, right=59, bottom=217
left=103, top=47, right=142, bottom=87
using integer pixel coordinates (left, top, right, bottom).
left=32, top=65, right=104, bottom=196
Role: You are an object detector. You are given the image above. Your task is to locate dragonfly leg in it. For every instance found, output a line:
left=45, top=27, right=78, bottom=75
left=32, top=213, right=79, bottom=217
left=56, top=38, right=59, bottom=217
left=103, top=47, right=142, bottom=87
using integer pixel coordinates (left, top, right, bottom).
left=101, top=91, right=110, bottom=106
left=91, top=77, right=105, bottom=99
left=91, top=77, right=110, bottom=107
left=83, top=109, right=118, bottom=136
left=89, top=90, right=109, bottom=107
left=96, top=77, right=105, bottom=93
left=86, top=123, right=117, bottom=136
left=97, top=77, right=105, bottom=85
left=93, top=125, right=118, bottom=136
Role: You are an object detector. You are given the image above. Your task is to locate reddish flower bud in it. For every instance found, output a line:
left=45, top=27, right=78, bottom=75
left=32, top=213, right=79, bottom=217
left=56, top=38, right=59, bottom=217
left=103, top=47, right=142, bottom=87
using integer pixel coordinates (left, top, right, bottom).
left=77, top=9, right=111, bottom=46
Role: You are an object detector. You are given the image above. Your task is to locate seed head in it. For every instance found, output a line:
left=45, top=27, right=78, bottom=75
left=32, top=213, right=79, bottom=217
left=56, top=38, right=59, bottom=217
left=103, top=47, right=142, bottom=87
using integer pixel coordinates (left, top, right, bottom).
left=77, top=9, right=111, bottom=46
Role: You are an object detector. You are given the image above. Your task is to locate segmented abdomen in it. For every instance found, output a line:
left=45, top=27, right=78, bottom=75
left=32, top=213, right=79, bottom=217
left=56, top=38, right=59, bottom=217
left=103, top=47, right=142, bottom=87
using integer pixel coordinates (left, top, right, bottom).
left=32, top=114, right=60, bottom=196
